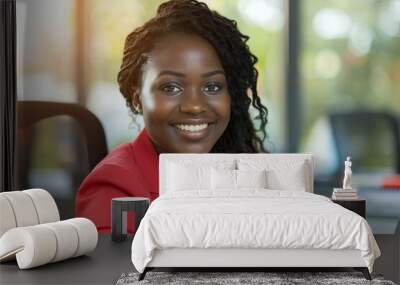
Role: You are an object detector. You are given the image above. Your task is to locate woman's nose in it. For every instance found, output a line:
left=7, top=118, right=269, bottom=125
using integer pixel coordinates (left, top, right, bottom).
left=179, top=87, right=207, bottom=114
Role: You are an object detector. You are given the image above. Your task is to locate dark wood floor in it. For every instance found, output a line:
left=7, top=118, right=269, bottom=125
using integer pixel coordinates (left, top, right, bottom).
left=373, top=234, right=400, bottom=284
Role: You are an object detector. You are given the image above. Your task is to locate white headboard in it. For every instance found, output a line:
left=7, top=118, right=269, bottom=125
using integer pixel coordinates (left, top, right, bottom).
left=159, top=153, right=314, bottom=195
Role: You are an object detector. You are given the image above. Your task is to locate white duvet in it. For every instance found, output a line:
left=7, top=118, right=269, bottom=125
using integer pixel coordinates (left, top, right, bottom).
left=131, top=190, right=380, bottom=273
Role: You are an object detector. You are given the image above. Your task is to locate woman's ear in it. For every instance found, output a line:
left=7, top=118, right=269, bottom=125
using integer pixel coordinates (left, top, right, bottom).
left=132, top=89, right=142, bottom=113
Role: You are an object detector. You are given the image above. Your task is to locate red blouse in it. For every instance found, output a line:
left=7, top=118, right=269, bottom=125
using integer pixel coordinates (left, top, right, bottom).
left=75, top=128, right=159, bottom=233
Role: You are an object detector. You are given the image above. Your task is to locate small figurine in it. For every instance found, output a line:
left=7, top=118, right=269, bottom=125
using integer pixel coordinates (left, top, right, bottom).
left=343, top=156, right=352, bottom=190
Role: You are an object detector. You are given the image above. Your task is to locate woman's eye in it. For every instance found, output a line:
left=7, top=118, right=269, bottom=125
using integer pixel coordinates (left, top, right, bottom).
left=161, top=84, right=182, bottom=94
left=203, top=83, right=223, bottom=94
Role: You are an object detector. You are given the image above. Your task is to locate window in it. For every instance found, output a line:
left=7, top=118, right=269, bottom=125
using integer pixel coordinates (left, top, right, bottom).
left=16, top=0, right=76, bottom=102
left=301, top=0, right=400, bottom=178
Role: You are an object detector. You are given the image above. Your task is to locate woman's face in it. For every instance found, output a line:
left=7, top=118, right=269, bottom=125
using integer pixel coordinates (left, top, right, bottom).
left=136, top=33, right=231, bottom=153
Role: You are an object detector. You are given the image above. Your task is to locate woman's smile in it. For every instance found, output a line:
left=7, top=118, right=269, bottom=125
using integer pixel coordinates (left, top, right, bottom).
left=172, top=121, right=215, bottom=141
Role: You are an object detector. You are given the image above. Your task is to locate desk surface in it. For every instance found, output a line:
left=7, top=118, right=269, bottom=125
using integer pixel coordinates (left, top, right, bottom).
left=0, top=234, right=134, bottom=285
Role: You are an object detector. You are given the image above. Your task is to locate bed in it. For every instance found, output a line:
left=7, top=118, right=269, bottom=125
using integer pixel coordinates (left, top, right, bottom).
left=131, top=153, right=381, bottom=281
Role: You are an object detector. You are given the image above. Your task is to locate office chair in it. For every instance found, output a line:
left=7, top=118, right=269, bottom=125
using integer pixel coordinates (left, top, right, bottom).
left=16, top=101, right=108, bottom=219
left=329, top=111, right=400, bottom=180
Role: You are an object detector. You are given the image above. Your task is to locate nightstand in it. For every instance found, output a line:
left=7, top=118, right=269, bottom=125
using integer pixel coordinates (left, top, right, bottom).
left=111, top=197, right=150, bottom=242
left=332, top=199, right=366, bottom=218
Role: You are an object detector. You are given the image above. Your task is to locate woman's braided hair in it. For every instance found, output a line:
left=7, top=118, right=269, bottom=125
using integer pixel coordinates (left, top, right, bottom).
left=118, top=0, right=268, bottom=153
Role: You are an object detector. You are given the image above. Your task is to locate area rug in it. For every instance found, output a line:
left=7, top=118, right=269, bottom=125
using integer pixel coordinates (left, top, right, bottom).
left=116, top=271, right=396, bottom=285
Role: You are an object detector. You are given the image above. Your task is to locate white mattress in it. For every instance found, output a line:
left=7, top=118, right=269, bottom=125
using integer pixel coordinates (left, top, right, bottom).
left=131, top=190, right=380, bottom=273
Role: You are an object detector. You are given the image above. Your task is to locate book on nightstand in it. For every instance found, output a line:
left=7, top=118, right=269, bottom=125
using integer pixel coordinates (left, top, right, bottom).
left=332, top=188, right=358, bottom=200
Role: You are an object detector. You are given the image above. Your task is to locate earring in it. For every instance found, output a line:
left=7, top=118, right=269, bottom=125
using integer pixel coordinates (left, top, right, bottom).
left=135, top=104, right=143, bottom=114
left=132, top=90, right=142, bottom=114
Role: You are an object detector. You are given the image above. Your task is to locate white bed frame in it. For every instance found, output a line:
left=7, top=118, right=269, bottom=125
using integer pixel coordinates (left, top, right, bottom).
left=139, top=154, right=371, bottom=280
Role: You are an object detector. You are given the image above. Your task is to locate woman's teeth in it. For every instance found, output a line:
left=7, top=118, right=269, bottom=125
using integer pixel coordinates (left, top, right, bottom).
left=175, top=123, right=208, bottom=132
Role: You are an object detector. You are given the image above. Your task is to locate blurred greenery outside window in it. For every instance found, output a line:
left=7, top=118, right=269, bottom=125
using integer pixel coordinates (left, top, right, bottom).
left=301, top=0, right=400, bottom=178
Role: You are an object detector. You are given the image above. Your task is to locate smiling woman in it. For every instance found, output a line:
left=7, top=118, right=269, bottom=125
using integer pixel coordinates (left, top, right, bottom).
left=76, top=0, right=269, bottom=233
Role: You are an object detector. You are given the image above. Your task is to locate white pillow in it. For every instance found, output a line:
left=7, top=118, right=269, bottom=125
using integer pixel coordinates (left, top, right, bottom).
left=167, top=162, right=212, bottom=191
left=238, top=159, right=308, bottom=191
left=211, top=168, right=267, bottom=190
left=266, top=163, right=307, bottom=191
left=236, top=169, right=267, bottom=189
left=211, top=168, right=236, bottom=190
